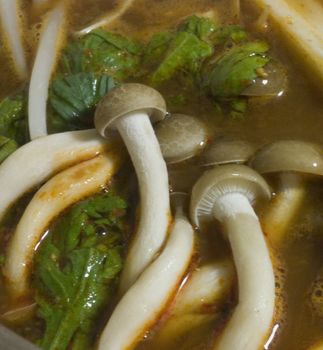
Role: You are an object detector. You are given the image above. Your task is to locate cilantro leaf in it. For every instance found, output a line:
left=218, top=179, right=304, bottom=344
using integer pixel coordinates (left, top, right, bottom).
left=34, top=192, right=127, bottom=350
left=0, top=136, right=18, bottom=163
left=207, top=41, right=270, bottom=98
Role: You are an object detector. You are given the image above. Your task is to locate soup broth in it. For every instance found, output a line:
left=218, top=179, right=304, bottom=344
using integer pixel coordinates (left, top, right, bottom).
left=0, top=1, right=322, bottom=350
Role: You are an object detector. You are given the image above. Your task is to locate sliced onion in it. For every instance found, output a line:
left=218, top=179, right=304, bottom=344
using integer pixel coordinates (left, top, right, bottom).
left=75, top=0, right=135, bottom=36
left=0, top=129, right=116, bottom=222
left=4, top=152, right=121, bottom=299
left=28, top=2, right=67, bottom=139
left=0, top=0, right=27, bottom=79
left=98, top=212, right=195, bottom=350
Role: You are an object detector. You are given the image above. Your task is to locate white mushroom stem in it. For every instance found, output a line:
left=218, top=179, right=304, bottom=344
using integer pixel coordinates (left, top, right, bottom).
left=116, top=112, right=170, bottom=293
left=4, top=153, right=121, bottom=300
left=213, top=193, right=275, bottom=350
left=28, top=2, right=67, bottom=140
left=98, top=210, right=194, bottom=350
left=261, top=173, right=305, bottom=246
left=153, top=260, right=234, bottom=347
left=75, top=0, right=135, bottom=36
left=0, top=0, right=27, bottom=79
left=0, top=129, right=112, bottom=221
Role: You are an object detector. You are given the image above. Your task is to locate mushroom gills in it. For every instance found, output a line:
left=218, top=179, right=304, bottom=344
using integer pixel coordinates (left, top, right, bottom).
left=4, top=152, right=122, bottom=299
left=190, top=165, right=275, bottom=350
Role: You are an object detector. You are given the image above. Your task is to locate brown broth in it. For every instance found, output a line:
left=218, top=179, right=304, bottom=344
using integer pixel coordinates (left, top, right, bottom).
left=0, top=1, right=323, bottom=349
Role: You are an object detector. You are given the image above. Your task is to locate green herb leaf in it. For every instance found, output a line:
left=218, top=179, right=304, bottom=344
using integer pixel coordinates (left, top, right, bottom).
left=0, top=94, right=28, bottom=144
left=207, top=41, right=270, bottom=97
left=48, top=73, right=116, bottom=131
left=34, top=192, right=127, bottom=350
left=180, top=15, right=217, bottom=42
left=0, top=135, right=18, bottom=163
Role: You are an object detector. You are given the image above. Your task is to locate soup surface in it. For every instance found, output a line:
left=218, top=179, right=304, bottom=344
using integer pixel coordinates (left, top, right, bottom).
left=0, top=1, right=322, bottom=350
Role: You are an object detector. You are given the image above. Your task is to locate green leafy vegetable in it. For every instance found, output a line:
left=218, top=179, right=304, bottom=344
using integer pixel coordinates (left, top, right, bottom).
left=180, top=15, right=217, bottom=42
left=149, top=31, right=213, bottom=85
left=34, top=192, right=128, bottom=350
left=207, top=41, right=270, bottom=98
left=60, top=29, right=142, bottom=79
left=0, top=136, right=18, bottom=163
left=0, top=95, right=27, bottom=145
left=48, top=73, right=116, bottom=131
left=212, top=25, right=247, bottom=45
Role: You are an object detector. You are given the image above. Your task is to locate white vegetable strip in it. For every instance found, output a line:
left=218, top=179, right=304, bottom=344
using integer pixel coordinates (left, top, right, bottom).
left=214, top=193, right=275, bottom=350
left=248, top=0, right=323, bottom=85
left=4, top=153, right=121, bottom=299
left=153, top=260, right=234, bottom=347
left=0, top=0, right=27, bottom=79
left=0, top=129, right=112, bottom=222
left=98, top=211, right=194, bottom=350
left=75, top=0, right=135, bottom=36
left=28, top=2, right=67, bottom=140
left=117, top=113, right=170, bottom=293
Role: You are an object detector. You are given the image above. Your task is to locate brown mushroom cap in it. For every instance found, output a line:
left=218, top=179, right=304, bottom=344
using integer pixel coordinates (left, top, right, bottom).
left=201, top=138, right=256, bottom=166
left=250, top=140, right=323, bottom=175
left=190, top=164, right=271, bottom=227
left=95, top=83, right=167, bottom=137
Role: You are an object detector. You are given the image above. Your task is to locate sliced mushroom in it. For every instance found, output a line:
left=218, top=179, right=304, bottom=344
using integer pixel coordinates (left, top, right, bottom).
left=4, top=152, right=122, bottom=299
left=28, top=2, right=67, bottom=139
left=201, top=137, right=256, bottom=166
left=190, top=164, right=275, bottom=350
left=155, top=114, right=208, bottom=164
left=95, top=83, right=171, bottom=293
left=0, top=0, right=27, bottom=79
left=0, top=129, right=115, bottom=222
left=250, top=140, right=323, bottom=246
left=98, top=192, right=194, bottom=350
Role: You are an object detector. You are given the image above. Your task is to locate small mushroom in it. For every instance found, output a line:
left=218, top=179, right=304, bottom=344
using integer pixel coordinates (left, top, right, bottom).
left=242, top=61, right=287, bottom=97
left=95, top=83, right=171, bottom=293
left=98, top=192, right=194, bottom=350
left=201, top=137, right=256, bottom=166
left=190, top=164, right=275, bottom=350
left=155, top=113, right=208, bottom=164
left=250, top=140, right=323, bottom=246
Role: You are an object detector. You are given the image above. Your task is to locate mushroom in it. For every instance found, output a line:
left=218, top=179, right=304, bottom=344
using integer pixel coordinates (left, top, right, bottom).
left=0, top=129, right=115, bottom=222
left=4, top=152, right=122, bottom=299
left=241, top=61, right=287, bottom=97
left=190, top=164, right=275, bottom=350
left=201, top=137, right=256, bottom=166
left=155, top=113, right=208, bottom=164
left=98, top=192, right=194, bottom=350
left=250, top=140, right=323, bottom=246
left=0, top=0, right=27, bottom=79
left=95, top=83, right=171, bottom=293
left=28, top=1, right=67, bottom=139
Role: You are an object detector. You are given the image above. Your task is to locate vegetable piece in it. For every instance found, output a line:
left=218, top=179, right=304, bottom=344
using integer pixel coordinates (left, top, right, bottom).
left=49, top=73, right=116, bottom=131
left=0, top=0, right=27, bottom=79
left=28, top=2, right=67, bottom=139
left=34, top=191, right=127, bottom=350
left=0, top=136, right=18, bottom=164
left=95, top=83, right=170, bottom=293
left=180, top=15, right=217, bottom=42
left=75, top=0, right=136, bottom=36
left=4, top=152, right=122, bottom=299
left=98, top=198, right=194, bottom=350
left=59, top=29, right=142, bottom=79
left=0, top=129, right=113, bottom=222
left=0, top=95, right=27, bottom=144
left=207, top=41, right=270, bottom=97
left=150, top=31, right=213, bottom=85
